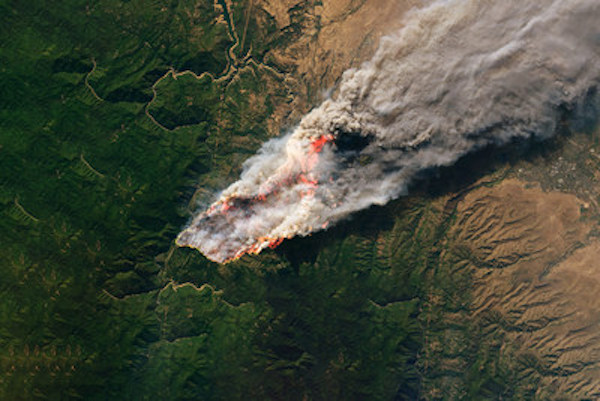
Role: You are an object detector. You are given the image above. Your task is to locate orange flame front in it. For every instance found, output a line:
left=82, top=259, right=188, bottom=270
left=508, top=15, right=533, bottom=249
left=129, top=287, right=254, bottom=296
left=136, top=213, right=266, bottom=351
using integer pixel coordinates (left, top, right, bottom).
left=206, top=134, right=335, bottom=262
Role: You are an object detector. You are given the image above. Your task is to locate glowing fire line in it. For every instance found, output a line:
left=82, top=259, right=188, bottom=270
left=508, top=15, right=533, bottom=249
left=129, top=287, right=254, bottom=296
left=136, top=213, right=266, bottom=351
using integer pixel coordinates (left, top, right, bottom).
left=185, top=134, right=335, bottom=263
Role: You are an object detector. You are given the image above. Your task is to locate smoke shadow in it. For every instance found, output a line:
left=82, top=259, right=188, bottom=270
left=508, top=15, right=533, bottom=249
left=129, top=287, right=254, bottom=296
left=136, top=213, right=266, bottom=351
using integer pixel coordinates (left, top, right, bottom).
left=276, top=122, right=591, bottom=270
left=276, top=86, right=600, bottom=269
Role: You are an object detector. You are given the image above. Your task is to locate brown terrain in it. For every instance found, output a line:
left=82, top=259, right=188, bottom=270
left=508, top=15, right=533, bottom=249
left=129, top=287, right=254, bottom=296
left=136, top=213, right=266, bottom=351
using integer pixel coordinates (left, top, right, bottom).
left=187, top=1, right=600, bottom=397
left=448, top=178, right=600, bottom=397
left=255, top=0, right=412, bottom=132
left=263, top=0, right=408, bottom=85
left=236, top=1, right=600, bottom=397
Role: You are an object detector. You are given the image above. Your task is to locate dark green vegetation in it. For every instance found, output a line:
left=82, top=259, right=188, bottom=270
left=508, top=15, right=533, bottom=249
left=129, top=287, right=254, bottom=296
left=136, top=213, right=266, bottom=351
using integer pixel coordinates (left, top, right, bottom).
left=3, top=1, right=597, bottom=400
left=0, top=1, right=423, bottom=399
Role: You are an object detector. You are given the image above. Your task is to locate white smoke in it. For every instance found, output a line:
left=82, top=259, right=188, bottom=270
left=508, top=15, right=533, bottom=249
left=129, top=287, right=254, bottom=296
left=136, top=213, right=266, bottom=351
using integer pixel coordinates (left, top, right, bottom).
left=177, top=0, right=600, bottom=263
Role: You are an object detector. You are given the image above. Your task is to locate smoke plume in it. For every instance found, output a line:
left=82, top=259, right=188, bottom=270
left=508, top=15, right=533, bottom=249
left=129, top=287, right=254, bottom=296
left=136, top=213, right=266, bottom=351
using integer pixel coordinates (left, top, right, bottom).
left=177, top=0, right=600, bottom=263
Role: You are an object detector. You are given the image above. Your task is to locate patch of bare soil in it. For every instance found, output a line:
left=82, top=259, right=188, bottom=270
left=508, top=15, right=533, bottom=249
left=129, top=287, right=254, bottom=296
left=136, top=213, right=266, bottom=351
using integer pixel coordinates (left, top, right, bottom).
left=257, top=0, right=413, bottom=131
left=450, top=179, right=600, bottom=398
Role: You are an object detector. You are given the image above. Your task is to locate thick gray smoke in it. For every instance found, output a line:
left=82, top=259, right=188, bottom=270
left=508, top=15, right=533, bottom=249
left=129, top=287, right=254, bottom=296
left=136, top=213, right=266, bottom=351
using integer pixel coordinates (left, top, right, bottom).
left=177, top=0, right=600, bottom=263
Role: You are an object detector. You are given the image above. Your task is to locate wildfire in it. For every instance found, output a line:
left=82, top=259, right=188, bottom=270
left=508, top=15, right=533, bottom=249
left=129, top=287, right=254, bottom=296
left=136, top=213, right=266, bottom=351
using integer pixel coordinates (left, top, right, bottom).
left=183, top=133, right=335, bottom=263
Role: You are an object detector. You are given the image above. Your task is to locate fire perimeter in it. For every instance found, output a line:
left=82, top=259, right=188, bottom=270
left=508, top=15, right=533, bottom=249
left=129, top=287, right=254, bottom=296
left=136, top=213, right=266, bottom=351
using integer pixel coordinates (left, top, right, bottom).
left=176, top=134, right=335, bottom=263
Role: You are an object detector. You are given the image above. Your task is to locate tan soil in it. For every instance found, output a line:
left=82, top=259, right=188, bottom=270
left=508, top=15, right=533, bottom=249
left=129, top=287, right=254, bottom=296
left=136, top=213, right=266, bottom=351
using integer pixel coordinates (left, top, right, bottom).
left=449, top=179, right=600, bottom=397
left=258, top=0, right=414, bottom=132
